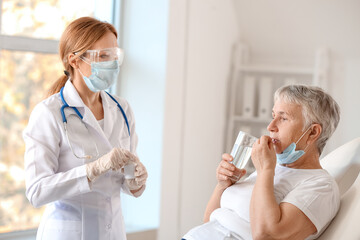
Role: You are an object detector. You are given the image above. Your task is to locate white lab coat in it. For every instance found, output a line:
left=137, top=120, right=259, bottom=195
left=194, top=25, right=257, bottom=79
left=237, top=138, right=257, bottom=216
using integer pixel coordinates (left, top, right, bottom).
left=23, top=80, right=144, bottom=240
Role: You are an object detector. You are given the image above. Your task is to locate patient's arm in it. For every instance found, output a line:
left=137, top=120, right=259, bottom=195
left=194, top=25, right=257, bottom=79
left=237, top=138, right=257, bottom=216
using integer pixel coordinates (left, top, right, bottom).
left=250, top=170, right=316, bottom=239
left=204, top=154, right=246, bottom=222
left=250, top=136, right=316, bottom=239
left=204, top=184, right=226, bottom=222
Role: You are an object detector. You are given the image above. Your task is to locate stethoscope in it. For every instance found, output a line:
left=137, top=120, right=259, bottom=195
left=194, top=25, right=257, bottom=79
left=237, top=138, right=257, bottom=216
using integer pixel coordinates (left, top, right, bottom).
left=60, top=86, right=130, bottom=159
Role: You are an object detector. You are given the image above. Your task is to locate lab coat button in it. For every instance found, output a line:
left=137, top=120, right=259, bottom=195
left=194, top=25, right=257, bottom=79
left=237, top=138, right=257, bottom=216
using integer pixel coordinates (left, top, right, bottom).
left=106, top=197, right=111, bottom=202
left=107, top=224, right=111, bottom=229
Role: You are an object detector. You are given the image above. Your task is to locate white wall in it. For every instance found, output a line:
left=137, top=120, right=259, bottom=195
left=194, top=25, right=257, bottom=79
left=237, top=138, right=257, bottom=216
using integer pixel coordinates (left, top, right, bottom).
left=118, top=0, right=168, bottom=232
left=158, top=0, right=238, bottom=239
left=159, top=0, right=360, bottom=239
left=232, top=0, right=360, bottom=153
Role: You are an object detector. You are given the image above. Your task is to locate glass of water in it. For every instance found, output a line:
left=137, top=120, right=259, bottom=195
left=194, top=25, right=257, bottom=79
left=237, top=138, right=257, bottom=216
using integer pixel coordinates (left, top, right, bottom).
left=230, top=131, right=258, bottom=181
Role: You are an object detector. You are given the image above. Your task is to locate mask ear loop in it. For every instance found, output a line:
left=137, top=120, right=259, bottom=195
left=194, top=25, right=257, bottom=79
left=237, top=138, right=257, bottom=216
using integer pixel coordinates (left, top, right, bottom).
left=77, top=57, right=92, bottom=79
left=295, top=125, right=313, bottom=151
left=78, top=67, right=87, bottom=79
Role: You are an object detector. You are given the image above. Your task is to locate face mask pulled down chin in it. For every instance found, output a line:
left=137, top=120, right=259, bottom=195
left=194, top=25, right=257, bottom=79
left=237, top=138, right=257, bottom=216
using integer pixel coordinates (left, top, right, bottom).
left=276, top=127, right=311, bottom=165
left=79, top=60, right=120, bottom=92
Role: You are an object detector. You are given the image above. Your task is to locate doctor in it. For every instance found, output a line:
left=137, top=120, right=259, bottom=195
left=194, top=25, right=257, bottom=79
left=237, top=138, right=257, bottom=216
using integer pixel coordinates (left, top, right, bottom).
left=23, top=17, right=147, bottom=240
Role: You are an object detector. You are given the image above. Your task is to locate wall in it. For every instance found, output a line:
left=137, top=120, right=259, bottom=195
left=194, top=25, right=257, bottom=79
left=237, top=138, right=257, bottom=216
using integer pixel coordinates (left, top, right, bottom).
left=232, top=0, right=360, bottom=153
left=118, top=0, right=168, bottom=232
left=158, top=0, right=238, bottom=239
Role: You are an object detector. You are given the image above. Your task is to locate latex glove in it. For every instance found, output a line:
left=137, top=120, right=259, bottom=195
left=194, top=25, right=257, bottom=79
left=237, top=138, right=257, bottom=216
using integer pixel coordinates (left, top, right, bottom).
left=86, top=148, right=132, bottom=182
left=125, top=156, right=148, bottom=191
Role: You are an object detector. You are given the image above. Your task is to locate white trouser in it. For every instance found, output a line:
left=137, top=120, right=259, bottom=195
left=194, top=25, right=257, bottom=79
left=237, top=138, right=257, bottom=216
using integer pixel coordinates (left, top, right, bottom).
left=182, top=220, right=243, bottom=240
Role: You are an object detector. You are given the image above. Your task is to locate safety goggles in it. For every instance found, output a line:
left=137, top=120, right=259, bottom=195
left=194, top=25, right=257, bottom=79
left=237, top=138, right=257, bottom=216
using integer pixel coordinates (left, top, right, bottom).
left=78, top=47, right=124, bottom=65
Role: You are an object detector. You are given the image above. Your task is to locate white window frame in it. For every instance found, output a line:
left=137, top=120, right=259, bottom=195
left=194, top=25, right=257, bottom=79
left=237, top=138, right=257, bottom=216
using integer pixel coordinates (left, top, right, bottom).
left=0, top=229, right=37, bottom=240
left=0, top=35, right=58, bottom=53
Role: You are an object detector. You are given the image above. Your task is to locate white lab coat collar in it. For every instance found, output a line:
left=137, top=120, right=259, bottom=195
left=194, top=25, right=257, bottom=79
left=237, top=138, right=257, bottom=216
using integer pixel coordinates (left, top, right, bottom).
left=100, top=90, right=121, bottom=140
left=62, top=79, right=86, bottom=108
left=62, top=79, right=119, bottom=110
left=100, top=90, right=119, bottom=110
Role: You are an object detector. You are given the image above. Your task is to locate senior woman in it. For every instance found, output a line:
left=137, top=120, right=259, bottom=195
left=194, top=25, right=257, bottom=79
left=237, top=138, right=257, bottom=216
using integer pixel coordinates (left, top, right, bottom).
left=183, top=85, right=341, bottom=240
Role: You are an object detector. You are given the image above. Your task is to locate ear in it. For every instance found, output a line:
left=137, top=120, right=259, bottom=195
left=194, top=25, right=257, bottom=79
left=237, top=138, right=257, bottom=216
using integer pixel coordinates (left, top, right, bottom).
left=307, top=123, right=322, bottom=145
left=68, top=53, right=80, bottom=69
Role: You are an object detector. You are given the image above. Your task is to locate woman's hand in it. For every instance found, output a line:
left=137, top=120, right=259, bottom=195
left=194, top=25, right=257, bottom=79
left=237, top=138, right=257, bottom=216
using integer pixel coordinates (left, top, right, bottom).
left=216, top=153, right=246, bottom=189
left=251, top=136, right=276, bottom=173
left=204, top=153, right=246, bottom=222
left=86, top=148, right=131, bottom=182
left=125, top=158, right=148, bottom=191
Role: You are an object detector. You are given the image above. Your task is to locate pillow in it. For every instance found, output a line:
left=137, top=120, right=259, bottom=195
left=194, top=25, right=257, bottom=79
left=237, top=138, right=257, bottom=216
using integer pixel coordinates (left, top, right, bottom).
left=321, top=138, right=360, bottom=196
left=318, top=138, right=360, bottom=239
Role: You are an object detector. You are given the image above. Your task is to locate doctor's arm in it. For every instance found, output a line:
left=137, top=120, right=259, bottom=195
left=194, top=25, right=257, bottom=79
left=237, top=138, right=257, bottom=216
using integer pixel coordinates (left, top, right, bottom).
left=24, top=104, right=92, bottom=208
left=249, top=136, right=316, bottom=240
left=204, top=154, right=246, bottom=222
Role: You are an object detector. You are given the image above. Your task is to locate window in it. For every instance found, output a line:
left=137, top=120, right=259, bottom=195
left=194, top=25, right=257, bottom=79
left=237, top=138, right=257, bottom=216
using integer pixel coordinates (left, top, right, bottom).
left=0, top=0, right=115, bottom=235
left=0, top=50, right=63, bottom=233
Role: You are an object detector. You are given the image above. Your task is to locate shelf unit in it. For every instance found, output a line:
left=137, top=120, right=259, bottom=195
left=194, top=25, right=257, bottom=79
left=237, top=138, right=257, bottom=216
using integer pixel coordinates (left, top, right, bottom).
left=225, top=43, right=330, bottom=152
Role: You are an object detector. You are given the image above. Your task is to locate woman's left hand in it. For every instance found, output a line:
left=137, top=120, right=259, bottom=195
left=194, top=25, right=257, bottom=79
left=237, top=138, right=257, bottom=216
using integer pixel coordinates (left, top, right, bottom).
left=251, top=135, right=277, bottom=173
left=125, top=155, right=148, bottom=191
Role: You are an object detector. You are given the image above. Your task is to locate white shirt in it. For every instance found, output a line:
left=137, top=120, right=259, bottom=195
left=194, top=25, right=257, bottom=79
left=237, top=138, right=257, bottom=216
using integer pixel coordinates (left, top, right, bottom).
left=211, top=165, right=340, bottom=240
left=23, top=80, right=143, bottom=240
left=98, top=118, right=105, bottom=130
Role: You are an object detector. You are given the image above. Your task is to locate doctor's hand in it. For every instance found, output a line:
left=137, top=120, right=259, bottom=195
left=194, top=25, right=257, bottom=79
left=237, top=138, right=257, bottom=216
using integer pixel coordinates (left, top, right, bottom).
left=125, top=156, right=148, bottom=191
left=216, top=153, right=246, bottom=190
left=251, top=136, right=276, bottom=174
left=86, top=148, right=132, bottom=182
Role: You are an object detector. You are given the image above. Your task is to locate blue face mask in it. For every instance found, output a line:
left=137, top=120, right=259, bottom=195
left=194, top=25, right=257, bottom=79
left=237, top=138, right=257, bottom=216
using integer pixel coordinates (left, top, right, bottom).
left=276, top=127, right=311, bottom=165
left=79, top=60, right=120, bottom=92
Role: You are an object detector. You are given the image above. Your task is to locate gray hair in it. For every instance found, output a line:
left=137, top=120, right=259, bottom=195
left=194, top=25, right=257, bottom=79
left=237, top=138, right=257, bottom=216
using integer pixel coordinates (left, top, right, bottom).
left=274, top=85, right=340, bottom=154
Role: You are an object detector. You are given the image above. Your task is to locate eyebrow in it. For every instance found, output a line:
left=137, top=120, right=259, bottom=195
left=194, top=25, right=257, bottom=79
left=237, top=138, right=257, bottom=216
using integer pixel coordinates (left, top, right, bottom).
left=272, top=110, right=293, bottom=117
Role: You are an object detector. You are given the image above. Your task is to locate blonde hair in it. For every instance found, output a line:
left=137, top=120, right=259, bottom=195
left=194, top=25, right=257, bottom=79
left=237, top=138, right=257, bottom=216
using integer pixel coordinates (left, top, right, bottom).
left=47, top=17, right=117, bottom=97
left=274, top=85, right=340, bottom=154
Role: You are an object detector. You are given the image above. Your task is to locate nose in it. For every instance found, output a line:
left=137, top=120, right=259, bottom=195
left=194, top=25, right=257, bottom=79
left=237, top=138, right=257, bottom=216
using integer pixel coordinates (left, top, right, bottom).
left=267, top=118, right=278, bottom=133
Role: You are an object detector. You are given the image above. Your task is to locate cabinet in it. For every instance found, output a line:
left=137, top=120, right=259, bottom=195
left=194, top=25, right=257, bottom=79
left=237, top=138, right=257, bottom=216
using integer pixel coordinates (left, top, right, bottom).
left=225, top=43, right=330, bottom=152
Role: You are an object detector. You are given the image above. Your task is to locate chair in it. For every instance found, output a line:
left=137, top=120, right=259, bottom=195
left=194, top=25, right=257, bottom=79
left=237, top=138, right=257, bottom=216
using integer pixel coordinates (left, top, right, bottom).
left=317, top=138, right=360, bottom=239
